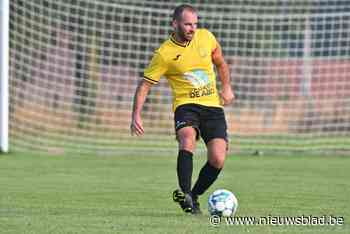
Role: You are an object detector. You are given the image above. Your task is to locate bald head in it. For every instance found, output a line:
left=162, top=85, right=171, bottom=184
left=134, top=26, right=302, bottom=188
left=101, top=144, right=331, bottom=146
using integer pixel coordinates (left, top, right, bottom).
left=171, top=5, right=198, bottom=43
left=172, top=4, right=197, bottom=22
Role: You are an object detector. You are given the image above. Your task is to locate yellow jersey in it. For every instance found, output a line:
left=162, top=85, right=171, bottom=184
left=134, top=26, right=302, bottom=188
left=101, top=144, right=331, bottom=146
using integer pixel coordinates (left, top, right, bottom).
left=143, top=28, right=222, bottom=111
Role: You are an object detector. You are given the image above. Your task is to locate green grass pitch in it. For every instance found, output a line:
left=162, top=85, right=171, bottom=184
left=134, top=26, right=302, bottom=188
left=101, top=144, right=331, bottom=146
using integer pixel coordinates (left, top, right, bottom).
left=0, top=152, right=349, bottom=234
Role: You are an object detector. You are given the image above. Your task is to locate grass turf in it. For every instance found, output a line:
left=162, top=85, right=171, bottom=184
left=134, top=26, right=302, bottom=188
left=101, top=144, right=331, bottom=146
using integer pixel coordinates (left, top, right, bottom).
left=0, top=152, right=349, bottom=234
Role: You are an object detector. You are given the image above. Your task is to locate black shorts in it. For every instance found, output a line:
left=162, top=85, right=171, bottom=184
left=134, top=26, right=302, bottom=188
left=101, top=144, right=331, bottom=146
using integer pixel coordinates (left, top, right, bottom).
left=174, top=104, right=228, bottom=144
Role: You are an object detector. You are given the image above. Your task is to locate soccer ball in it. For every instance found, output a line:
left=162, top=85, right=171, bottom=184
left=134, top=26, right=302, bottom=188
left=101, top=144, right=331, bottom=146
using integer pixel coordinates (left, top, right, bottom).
left=208, top=189, right=238, bottom=217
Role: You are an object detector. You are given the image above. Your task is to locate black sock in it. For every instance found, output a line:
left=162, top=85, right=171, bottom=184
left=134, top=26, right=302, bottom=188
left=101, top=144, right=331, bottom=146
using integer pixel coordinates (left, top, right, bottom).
left=191, top=161, right=222, bottom=197
left=177, top=150, right=193, bottom=194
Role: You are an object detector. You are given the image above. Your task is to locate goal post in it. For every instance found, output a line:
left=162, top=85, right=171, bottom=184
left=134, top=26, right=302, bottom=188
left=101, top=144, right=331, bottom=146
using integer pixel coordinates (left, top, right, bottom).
left=7, top=0, right=350, bottom=155
left=0, top=0, right=9, bottom=153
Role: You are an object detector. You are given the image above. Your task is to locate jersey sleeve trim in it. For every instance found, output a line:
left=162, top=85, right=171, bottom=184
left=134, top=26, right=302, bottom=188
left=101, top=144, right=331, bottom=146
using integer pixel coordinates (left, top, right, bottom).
left=143, top=76, right=158, bottom=84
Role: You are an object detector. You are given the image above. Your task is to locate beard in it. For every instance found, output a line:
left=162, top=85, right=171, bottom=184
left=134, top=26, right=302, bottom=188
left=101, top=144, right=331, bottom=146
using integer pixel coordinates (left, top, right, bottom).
left=179, top=30, right=194, bottom=42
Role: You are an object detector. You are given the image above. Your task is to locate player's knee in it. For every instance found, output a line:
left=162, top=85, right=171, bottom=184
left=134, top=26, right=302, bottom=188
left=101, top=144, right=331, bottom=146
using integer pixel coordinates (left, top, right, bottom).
left=208, top=155, right=225, bottom=169
left=178, top=137, right=196, bottom=152
left=177, top=127, right=196, bottom=151
left=207, top=138, right=227, bottom=168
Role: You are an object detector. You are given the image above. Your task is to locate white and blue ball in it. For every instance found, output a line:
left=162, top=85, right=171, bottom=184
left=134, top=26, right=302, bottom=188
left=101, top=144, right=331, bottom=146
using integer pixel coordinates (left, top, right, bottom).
left=208, top=189, right=238, bottom=217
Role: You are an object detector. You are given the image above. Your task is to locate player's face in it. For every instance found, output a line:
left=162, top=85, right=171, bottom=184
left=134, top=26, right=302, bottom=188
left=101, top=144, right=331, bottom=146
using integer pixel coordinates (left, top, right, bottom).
left=173, top=10, right=198, bottom=42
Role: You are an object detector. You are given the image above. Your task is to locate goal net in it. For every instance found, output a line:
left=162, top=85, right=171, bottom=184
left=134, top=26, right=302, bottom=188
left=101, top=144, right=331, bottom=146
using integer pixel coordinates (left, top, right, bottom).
left=7, top=0, right=350, bottom=155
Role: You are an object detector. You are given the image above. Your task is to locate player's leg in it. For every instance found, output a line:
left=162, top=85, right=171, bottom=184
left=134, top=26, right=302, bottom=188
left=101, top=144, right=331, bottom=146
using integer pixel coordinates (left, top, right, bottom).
left=190, top=139, right=227, bottom=214
left=172, top=104, right=200, bottom=213
left=207, top=138, right=227, bottom=168
left=191, top=106, right=228, bottom=214
left=191, top=138, right=227, bottom=197
left=173, top=126, right=197, bottom=213
left=176, top=126, right=197, bottom=194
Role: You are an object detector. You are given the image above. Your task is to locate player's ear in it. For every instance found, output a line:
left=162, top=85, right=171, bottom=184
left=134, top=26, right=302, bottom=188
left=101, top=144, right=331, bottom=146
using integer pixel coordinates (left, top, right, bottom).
left=171, top=19, right=178, bottom=30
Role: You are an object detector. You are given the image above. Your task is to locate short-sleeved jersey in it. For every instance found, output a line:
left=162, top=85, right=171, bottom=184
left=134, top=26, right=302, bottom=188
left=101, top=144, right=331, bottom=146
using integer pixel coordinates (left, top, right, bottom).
left=143, top=28, right=222, bottom=112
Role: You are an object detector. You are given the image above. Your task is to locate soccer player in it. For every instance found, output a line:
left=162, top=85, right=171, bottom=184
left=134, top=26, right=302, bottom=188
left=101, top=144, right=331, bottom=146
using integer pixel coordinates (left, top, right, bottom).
left=131, top=4, right=234, bottom=215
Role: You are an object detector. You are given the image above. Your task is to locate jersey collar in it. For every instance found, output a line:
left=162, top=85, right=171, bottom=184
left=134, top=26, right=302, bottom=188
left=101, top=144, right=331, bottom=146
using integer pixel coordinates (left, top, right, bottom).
left=170, top=33, right=191, bottom=47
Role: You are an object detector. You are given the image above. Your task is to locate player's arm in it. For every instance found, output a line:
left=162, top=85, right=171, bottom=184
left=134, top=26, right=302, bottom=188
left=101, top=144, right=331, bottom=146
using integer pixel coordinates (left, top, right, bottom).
left=131, top=50, right=167, bottom=136
left=131, top=80, right=153, bottom=136
left=212, top=44, right=234, bottom=106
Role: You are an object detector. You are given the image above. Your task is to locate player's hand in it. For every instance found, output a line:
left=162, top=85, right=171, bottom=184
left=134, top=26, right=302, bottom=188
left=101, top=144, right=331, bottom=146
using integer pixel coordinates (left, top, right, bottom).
left=131, top=115, right=144, bottom=136
left=220, top=86, right=235, bottom=106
